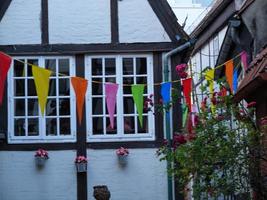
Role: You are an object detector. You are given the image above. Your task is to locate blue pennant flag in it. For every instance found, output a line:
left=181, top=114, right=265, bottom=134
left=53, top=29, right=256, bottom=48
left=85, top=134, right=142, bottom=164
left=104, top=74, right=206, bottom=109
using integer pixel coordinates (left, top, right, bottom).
left=233, top=69, right=238, bottom=93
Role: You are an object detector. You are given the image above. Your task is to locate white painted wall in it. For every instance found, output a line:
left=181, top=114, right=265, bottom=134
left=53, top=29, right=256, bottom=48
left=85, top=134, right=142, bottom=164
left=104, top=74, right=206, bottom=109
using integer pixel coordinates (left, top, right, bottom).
left=48, top=0, right=111, bottom=44
left=0, top=151, right=77, bottom=200
left=87, top=149, right=168, bottom=200
left=118, top=0, right=171, bottom=43
left=0, top=0, right=41, bottom=45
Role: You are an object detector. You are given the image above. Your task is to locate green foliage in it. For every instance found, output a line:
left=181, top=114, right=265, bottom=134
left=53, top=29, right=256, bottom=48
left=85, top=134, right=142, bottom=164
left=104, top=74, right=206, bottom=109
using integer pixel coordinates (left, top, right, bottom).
left=157, top=86, right=263, bottom=199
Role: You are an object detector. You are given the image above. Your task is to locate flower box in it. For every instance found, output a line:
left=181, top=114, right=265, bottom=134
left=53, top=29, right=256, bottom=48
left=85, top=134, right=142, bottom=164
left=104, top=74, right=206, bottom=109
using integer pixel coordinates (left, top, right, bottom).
left=116, top=147, right=129, bottom=166
left=35, top=149, right=49, bottom=167
left=75, top=156, right=88, bottom=173
left=76, top=162, right=87, bottom=173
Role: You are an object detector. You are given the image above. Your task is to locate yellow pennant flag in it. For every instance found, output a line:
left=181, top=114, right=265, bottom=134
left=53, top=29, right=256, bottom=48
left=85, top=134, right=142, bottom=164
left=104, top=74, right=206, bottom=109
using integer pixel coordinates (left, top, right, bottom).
left=205, top=69, right=215, bottom=113
left=32, top=65, right=52, bottom=115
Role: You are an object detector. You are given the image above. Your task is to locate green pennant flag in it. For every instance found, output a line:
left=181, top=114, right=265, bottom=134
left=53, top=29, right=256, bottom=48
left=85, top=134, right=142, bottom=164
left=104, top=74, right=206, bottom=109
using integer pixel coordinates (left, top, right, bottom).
left=182, top=104, right=189, bottom=127
left=131, top=84, right=145, bottom=127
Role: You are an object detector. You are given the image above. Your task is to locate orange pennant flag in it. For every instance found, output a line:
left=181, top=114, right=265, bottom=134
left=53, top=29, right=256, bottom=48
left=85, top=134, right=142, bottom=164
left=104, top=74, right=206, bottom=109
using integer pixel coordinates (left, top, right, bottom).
left=71, top=77, right=88, bottom=125
left=225, top=60, right=234, bottom=93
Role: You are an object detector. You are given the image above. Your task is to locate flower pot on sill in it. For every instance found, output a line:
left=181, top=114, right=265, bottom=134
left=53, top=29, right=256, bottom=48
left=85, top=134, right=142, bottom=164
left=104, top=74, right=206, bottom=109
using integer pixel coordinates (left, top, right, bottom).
left=117, top=155, right=128, bottom=165
left=35, top=157, right=47, bottom=167
left=76, top=162, right=87, bottom=173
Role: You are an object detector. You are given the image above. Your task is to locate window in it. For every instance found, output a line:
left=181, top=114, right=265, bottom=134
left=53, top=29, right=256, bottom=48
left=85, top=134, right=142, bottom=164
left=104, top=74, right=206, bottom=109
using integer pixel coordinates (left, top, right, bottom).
left=86, top=55, right=155, bottom=142
left=8, top=57, right=76, bottom=143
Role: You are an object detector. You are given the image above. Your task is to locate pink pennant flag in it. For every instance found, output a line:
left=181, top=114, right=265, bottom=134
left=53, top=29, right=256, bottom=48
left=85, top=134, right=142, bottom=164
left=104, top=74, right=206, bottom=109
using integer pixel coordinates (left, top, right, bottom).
left=105, top=83, right=119, bottom=129
left=241, top=51, right=248, bottom=70
left=0, top=52, right=12, bottom=105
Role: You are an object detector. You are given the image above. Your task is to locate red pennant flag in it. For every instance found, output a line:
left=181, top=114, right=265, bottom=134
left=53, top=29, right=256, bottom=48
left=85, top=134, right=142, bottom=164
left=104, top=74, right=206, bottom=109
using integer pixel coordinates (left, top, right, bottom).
left=71, top=77, right=88, bottom=125
left=225, top=60, right=234, bottom=93
left=0, top=52, right=12, bottom=105
left=182, top=78, right=192, bottom=112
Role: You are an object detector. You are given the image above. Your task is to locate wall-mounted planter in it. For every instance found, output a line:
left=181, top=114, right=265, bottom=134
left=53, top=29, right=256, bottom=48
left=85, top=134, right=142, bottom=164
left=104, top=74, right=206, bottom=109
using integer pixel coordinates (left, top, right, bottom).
left=76, top=162, right=87, bottom=173
left=117, top=155, right=128, bottom=166
left=35, top=157, right=48, bottom=167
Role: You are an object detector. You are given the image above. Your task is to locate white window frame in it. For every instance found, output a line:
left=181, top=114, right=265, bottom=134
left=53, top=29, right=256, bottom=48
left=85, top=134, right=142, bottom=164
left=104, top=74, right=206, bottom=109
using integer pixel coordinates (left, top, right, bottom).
left=8, top=56, right=77, bottom=144
left=85, top=54, right=155, bottom=142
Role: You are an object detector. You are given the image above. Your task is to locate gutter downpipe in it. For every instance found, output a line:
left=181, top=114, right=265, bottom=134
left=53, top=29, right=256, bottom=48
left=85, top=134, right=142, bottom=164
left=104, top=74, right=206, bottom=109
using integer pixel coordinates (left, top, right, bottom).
left=163, top=39, right=195, bottom=200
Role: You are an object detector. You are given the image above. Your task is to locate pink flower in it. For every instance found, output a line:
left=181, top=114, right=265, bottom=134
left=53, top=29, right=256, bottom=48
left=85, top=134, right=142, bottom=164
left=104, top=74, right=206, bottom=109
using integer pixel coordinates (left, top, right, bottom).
left=116, top=147, right=129, bottom=156
left=173, top=134, right=187, bottom=145
left=75, top=155, right=87, bottom=163
left=178, top=71, right=188, bottom=79
left=247, top=101, right=256, bottom=108
left=176, top=64, right=187, bottom=73
left=35, top=149, right=49, bottom=159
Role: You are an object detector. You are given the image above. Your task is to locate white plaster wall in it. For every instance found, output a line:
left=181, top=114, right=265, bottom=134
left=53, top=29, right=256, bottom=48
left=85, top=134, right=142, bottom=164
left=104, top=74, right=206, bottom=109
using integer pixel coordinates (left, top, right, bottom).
left=0, top=0, right=41, bottom=45
left=118, top=0, right=171, bottom=43
left=49, top=0, right=111, bottom=44
left=0, top=151, right=77, bottom=200
left=87, top=149, right=168, bottom=200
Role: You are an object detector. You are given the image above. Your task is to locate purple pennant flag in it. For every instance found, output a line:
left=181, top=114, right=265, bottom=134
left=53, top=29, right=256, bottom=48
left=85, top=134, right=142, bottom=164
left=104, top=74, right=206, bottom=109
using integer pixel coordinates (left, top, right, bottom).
left=105, top=83, right=119, bottom=129
left=241, top=51, right=248, bottom=70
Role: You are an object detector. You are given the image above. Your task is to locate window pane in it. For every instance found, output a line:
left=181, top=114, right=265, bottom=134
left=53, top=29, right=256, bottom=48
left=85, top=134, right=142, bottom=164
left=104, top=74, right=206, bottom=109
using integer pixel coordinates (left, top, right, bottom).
left=59, top=98, right=70, bottom=115
left=14, top=119, right=25, bottom=136
left=15, top=99, right=25, bottom=116
left=124, top=117, right=135, bottom=134
left=93, top=117, right=103, bottom=135
left=105, top=77, right=116, bottom=83
left=93, top=98, right=103, bottom=115
left=48, top=79, right=57, bottom=96
left=45, top=59, right=56, bottom=76
left=138, top=116, right=148, bottom=133
left=106, top=117, right=117, bottom=135
left=27, top=59, right=38, bottom=77
left=92, top=79, right=102, bottom=95
left=92, top=58, right=102, bottom=75
left=28, top=119, right=39, bottom=136
left=123, top=97, right=134, bottom=114
left=14, top=79, right=25, bottom=96
left=60, top=118, right=70, bottom=135
left=59, top=59, right=70, bottom=75
left=28, top=99, right=39, bottom=116
left=123, top=77, right=133, bottom=94
left=59, top=78, right=70, bottom=96
left=46, top=118, right=57, bottom=136
left=105, top=58, right=116, bottom=75
left=28, top=79, right=37, bottom=96
left=14, top=60, right=25, bottom=77
left=136, top=58, right=147, bottom=75
left=46, top=99, right=57, bottom=116
left=123, top=58, right=133, bottom=75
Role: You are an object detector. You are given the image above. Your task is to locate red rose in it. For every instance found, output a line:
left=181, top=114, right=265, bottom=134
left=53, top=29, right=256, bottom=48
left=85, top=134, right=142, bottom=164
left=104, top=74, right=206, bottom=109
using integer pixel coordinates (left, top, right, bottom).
left=173, top=134, right=187, bottom=145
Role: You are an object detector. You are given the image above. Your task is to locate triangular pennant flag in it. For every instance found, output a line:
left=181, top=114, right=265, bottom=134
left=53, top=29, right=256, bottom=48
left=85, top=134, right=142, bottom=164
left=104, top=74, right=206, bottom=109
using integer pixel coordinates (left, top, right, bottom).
left=205, top=69, right=215, bottom=96
left=205, top=69, right=215, bottom=113
left=105, top=82, right=119, bottom=129
left=182, top=78, right=192, bottom=112
left=131, top=84, right=145, bottom=127
left=0, top=52, right=12, bottom=105
left=161, top=82, right=172, bottom=111
left=191, top=104, right=198, bottom=127
left=71, top=77, right=88, bottom=125
left=182, top=104, right=188, bottom=127
left=32, top=65, right=52, bottom=115
left=241, top=51, right=248, bottom=71
left=225, top=60, right=234, bottom=93
left=233, top=69, right=238, bottom=93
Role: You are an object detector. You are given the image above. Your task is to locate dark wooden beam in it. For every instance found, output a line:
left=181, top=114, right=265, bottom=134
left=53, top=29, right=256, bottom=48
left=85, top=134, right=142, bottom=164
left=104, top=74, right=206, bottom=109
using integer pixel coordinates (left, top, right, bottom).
left=0, top=143, right=77, bottom=151
left=148, top=0, right=189, bottom=43
left=111, top=0, right=119, bottom=43
left=0, top=0, right=11, bottom=22
left=75, top=54, right=87, bottom=200
left=153, top=52, right=164, bottom=141
left=0, top=42, right=177, bottom=55
left=41, top=0, right=49, bottom=44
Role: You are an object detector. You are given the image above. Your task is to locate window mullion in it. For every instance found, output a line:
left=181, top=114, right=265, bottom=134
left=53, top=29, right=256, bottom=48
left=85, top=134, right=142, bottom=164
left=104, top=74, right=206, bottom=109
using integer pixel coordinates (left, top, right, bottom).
left=40, top=57, right=45, bottom=140
left=117, top=55, right=123, bottom=137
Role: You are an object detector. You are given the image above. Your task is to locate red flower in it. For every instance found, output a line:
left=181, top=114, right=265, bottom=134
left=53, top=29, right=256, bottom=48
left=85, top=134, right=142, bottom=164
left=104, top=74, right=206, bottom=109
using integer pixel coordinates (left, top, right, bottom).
left=178, top=71, right=188, bottom=79
left=175, top=64, right=187, bottom=73
left=211, top=97, right=217, bottom=105
left=194, top=115, right=199, bottom=126
left=246, top=101, right=256, bottom=108
left=173, top=134, right=187, bottom=145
